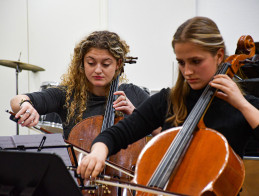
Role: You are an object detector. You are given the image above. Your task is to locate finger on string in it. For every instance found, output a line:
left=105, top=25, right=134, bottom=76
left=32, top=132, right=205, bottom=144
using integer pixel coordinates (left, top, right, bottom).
left=114, top=90, right=125, bottom=96
left=114, top=105, right=127, bottom=111
left=113, top=94, right=126, bottom=105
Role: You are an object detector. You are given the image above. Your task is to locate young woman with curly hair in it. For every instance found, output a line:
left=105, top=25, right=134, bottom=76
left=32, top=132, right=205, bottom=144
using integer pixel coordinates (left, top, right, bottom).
left=10, top=31, right=150, bottom=139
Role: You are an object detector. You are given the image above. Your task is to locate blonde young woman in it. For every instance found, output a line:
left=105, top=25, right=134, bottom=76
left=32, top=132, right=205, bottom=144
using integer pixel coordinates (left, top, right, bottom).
left=77, top=17, right=259, bottom=182
left=10, top=31, right=150, bottom=139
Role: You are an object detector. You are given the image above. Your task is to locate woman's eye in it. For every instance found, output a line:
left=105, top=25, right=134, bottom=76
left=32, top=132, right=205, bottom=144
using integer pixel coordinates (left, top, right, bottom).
left=192, top=59, right=201, bottom=64
left=178, top=61, right=185, bottom=66
left=103, top=63, right=110, bottom=67
left=87, top=62, right=94, bottom=66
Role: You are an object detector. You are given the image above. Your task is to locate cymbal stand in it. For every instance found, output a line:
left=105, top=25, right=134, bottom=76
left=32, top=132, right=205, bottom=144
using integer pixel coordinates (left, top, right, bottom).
left=15, top=63, right=22, bottom=135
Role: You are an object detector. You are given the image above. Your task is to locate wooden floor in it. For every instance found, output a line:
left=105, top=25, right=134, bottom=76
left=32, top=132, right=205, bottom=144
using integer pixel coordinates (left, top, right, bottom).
left=240, top=158, right=259, bottom=196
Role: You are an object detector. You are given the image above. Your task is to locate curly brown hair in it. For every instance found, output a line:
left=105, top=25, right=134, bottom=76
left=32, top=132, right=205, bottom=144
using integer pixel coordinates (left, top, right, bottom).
left=167, top=16, right=226, bottom=126
left=60, top=31, right=130, bottom=125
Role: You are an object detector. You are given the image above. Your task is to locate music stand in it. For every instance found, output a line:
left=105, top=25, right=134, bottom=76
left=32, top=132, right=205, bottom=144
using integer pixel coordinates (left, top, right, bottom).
left=0, top=151, right=82, bottom=196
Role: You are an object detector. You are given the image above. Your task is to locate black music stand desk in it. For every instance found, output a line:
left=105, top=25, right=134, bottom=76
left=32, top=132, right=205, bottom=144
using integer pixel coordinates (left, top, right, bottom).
left=0, top=150, right=82, bottom=196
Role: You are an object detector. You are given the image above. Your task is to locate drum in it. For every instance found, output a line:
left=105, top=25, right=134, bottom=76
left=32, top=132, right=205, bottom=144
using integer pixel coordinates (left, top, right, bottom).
left=40, top=81, right=60, bottom=91
left=39, top=113, right=63, bottom=133
left=38, top=81, right=63, bottom=134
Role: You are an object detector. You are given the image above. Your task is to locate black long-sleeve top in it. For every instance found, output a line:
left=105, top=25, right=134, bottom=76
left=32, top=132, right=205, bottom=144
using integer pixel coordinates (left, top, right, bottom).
left=26, top=83, right=149, bottom=139
left=93, top=88, right=259, bottom=158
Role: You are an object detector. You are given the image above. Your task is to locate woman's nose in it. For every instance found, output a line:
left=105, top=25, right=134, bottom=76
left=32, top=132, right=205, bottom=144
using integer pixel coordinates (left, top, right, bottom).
left=95, top=64, right=102, bottom=74
left=184, top=64, right=193, bottom=75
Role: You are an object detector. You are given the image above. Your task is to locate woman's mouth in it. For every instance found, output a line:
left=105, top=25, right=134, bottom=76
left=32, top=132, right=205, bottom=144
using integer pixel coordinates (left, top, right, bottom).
left=187, top=79, right=198, bottom=84
left=93, top=76, right=103, bottom=79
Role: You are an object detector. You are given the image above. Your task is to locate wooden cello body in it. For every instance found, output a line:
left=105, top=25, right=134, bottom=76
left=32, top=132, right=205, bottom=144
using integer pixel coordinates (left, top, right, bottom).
left=68, top=115, right=146, bottom=180
left=132, top=35, right=255, bottom=196
left=134, top=127, right=245, bottom=196
left=68, top=115, right=146, bottom=195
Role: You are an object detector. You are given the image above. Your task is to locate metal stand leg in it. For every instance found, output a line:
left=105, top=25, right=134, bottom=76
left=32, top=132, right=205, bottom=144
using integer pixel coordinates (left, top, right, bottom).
left=15, top=65, right=21, bottom=135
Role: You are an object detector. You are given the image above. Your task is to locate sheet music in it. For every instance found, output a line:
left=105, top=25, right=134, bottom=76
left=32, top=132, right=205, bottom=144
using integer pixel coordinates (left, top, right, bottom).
left=0, top=136, right=16, bottom=149
left=0, top=133, right=72, bottom=167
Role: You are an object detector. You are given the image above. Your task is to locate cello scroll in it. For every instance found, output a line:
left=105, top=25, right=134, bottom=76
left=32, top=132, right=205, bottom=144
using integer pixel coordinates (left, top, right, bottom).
left=225, top=35, right=255, bottom=78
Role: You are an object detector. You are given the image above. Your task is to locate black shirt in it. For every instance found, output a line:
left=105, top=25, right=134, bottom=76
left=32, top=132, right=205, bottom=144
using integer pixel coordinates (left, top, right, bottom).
left=26, top=83, right=150, bottom=139
left=93, top=88, right=259, bottom=158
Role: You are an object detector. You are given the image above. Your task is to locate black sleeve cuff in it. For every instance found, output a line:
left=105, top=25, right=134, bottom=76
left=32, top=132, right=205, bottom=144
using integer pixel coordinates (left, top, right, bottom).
left=253, top=125, right=259, bottom=140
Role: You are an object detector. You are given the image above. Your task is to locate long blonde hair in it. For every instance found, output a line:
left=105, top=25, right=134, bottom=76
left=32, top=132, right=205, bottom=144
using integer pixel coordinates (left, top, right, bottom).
left=167, top=16, right=226, bottom=126
left=60, top=31, right=130, bottom=125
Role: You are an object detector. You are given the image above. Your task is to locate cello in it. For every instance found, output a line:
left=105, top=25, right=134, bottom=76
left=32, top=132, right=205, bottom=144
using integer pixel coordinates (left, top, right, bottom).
left=125, top=35, right=255, bottom=196
left=67, top=57, right=147, bottom=195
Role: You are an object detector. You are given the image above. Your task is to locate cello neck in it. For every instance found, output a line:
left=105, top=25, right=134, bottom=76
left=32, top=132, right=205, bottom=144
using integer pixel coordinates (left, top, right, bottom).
left=101, top=56, right=138, bottom=131
left=101, top=75, right=120, bottom=132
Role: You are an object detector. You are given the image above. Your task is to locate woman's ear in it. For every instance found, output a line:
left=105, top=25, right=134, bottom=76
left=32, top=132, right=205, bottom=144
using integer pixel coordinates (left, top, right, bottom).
left=116, top=59, right=122, bottom=70
left=217, top=48, right=225, bottom=64
left=79, top=63, right=84, bottom=73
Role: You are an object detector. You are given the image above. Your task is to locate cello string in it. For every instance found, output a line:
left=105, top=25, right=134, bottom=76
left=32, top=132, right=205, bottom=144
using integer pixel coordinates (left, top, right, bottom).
left=101, top=75, right=119, bottom=132
left=150, top=84, right=213, bottom=187
left=106, top=80, right=116, bottom=127
left=106, top=78, right=116, bottom=126
left=154, top=83, right=215, bottom=187
left=166, top=62, right=229, bottom=155
left=102, top=76, right=116, bottom=130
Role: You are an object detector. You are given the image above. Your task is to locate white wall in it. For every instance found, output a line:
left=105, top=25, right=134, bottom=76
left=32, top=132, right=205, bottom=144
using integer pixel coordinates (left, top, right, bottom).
left=0, top=0, right=259, bottom=136
left=28, top=0, right=107, bottom=92
left=197, top=0, right=259, bottom=55
left=0, top=0, right=29, bottom=136
left=0, top=0, right=107, bottom=136
left=108, top=0, right=196, bottom=91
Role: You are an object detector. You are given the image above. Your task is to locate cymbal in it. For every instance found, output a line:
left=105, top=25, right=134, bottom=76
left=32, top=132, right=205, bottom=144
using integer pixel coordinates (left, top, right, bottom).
left=0, top=59, right=45, bottom=72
